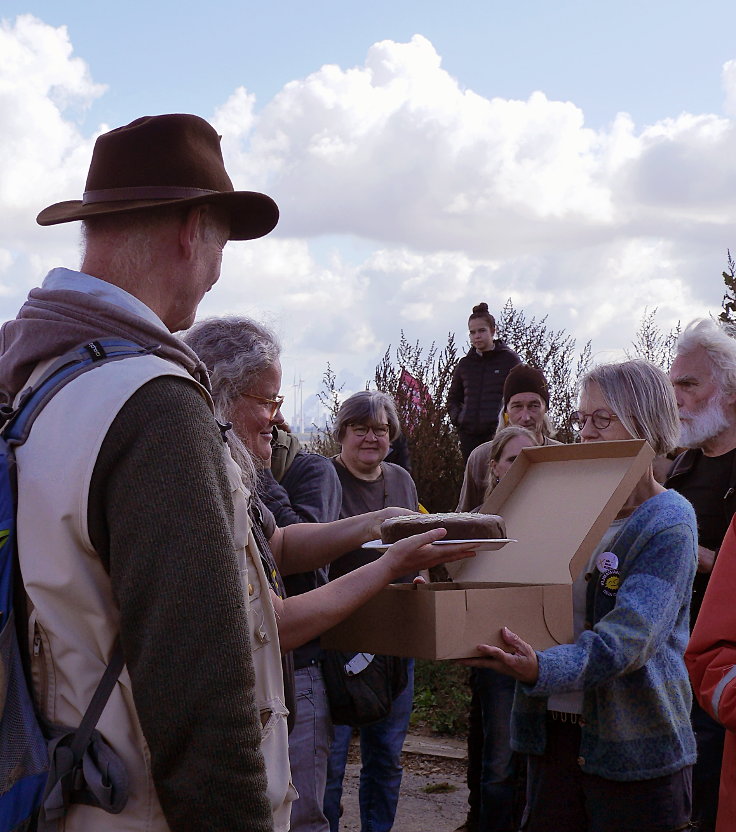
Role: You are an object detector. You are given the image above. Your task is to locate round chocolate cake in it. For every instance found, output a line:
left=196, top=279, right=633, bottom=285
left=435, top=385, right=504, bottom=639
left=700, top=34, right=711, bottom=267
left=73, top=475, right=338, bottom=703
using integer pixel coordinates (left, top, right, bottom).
left=379, top=512, right=506, bottom=544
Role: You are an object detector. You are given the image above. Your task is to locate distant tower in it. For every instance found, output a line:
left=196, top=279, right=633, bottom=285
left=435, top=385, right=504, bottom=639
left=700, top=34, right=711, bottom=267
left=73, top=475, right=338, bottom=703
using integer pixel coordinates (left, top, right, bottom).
left=292, top=374, right=304, bottom=434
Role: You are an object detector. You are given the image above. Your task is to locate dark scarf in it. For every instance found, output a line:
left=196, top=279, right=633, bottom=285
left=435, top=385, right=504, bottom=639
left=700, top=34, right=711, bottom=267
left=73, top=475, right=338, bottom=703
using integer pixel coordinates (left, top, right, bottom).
left=0, top=285, right=210, bottom=404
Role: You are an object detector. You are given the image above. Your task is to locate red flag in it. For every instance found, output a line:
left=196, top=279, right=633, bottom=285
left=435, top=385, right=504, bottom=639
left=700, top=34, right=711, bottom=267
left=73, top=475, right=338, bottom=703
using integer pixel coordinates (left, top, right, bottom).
left=399, top=368, right=432, bottom=430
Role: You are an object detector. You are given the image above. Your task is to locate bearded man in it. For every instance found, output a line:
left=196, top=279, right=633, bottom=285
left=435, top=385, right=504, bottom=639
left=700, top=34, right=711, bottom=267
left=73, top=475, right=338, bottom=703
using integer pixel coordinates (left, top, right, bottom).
left=667, top=317, right=736, bottom=832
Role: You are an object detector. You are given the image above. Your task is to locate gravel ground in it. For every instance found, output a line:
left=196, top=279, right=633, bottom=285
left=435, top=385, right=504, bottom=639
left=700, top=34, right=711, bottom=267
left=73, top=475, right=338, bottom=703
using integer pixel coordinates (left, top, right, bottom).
left=337, top=742, right=469, bottom=832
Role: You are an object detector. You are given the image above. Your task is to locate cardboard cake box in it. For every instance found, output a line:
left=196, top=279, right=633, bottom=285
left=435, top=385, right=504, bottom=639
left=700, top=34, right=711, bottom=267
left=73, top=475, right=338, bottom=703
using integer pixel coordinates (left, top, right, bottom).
left=321, top=440, right=654, bottom=660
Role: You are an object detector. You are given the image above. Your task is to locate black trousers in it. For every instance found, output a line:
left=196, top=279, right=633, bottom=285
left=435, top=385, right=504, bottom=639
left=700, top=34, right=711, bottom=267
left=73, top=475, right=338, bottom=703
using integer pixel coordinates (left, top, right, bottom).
left=521, top=715, right=692, bottom=832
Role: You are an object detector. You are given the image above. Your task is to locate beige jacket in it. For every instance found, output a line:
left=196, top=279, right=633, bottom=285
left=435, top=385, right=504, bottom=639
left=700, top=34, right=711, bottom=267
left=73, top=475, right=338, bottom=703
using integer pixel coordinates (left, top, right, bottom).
left=17, top=353, right=293, bottom=831
left=221, top=451, right=295, bottom=832
left=456, top=434, right=562, bottom=512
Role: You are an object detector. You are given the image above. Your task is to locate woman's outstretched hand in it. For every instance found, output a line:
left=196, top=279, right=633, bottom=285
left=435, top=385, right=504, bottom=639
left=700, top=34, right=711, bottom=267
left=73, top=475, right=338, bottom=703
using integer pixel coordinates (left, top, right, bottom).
left=381, top=527, right=475, bottom=578
left=459, top=626, right=539, bottom=685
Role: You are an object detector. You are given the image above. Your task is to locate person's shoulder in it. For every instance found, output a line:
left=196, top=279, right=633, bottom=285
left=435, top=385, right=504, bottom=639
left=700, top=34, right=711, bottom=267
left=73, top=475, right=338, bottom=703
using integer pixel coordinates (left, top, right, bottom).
left=664, top=448, right=700, bottom=483
left=494, top=341, right=521, bottom=362
left=467, top=441, right=492, bottom=467
left=382, top=460, right=415, bottom=486
left=622, top=491, right=698, bottom=574
left=383, top=460, right=411, bottom=476
left=113, top=374, right=218, bottom=448
left=131, top=373, right=212, bottom=413
left=295, top=449, right=334, bottom=466
left=638, top=488, right=697, bottom=531
left=291, top=450, right=341, bottom=479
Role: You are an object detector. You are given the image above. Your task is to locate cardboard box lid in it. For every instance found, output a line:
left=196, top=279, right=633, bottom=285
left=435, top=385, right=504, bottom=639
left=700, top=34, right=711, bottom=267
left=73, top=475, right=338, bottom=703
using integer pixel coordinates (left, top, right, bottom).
left=446, top=439, right=654, bottom=585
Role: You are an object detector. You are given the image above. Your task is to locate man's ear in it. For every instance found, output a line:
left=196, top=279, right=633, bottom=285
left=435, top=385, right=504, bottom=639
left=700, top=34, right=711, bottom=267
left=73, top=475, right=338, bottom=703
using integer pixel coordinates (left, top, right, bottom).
left=179, top=206, right=205, bottom=259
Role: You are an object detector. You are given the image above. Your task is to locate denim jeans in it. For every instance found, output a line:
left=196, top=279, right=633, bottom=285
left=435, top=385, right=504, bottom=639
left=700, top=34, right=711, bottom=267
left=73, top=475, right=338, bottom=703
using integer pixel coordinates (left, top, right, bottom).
left=288, top=665, right=333, bottom=832
left=473, top=668, right=524, bottom=832
left=323, top=660, right=414, bottom=832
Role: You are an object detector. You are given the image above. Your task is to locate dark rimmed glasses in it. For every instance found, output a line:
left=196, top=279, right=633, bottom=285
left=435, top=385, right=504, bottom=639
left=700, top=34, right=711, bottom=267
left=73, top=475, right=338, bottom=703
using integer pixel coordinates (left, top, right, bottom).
left=570, top=409, right=619, bottom=431
left=348, top=423, right=390, bottom=438
left=243, top=392, right=285, bottom=419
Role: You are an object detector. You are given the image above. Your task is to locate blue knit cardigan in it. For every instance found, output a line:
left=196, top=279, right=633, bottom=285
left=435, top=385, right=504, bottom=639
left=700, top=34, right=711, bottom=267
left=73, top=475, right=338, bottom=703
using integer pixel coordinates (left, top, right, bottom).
left=511, top=488, right=698, bottom=781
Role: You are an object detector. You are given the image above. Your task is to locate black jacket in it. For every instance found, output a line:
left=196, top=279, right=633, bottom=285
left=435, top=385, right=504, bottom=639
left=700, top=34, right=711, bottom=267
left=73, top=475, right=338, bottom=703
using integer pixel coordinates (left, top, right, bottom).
left=665, top=448, right=736, bottom=524
left=258, top=446, right=342, bottom=669
left=447, top=340, right=521, bottom=435
left=665, top=447, right=736, bottom=627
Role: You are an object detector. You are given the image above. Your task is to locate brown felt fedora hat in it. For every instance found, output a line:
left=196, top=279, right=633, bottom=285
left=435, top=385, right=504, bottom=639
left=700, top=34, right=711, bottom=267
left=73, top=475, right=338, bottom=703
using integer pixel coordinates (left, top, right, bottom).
left=36, top=113, right=279, bottom=241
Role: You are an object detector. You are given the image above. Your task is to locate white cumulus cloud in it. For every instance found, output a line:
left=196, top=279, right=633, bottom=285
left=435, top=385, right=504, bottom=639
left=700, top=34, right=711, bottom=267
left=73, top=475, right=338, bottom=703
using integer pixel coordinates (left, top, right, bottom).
left=0, top=21, right=730, bottom=403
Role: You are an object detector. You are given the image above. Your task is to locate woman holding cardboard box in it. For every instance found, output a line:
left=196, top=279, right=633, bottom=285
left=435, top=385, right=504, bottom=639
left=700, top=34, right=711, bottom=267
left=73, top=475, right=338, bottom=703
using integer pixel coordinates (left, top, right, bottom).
left=464, top=359, right=697, bottom=832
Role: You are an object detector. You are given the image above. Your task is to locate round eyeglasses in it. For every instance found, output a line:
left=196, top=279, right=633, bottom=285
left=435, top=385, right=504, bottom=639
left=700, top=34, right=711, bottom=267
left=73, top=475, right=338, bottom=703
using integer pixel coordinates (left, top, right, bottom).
left=242, top=391, right=285, bottom=419
left=570, top=409, right=619, bottom=432
left=348, top=423, right=390, bottom=438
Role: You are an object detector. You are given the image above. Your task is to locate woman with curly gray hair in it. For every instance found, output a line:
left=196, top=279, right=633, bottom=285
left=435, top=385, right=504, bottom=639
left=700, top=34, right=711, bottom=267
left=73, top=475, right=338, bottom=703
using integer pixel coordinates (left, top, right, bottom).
left=183, top=317, right=474, bottom=832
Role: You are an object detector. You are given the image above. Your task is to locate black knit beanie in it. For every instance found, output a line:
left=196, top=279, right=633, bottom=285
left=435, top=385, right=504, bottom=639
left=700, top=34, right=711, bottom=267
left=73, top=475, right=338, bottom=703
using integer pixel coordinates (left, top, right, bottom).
left=503, top=365, right=550, bottom=407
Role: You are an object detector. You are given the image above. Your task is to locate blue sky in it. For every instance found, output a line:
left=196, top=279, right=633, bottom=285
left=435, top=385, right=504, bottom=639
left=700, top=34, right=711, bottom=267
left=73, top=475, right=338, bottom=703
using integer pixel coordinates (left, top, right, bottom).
left=2, top=2, right=736, bottom=425
left=6, top=0, right=734, bottom=129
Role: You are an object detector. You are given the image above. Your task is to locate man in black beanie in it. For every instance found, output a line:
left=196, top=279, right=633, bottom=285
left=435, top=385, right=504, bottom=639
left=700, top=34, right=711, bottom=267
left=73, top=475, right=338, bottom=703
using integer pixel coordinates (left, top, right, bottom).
left=456, top=365, right=559, bottom=515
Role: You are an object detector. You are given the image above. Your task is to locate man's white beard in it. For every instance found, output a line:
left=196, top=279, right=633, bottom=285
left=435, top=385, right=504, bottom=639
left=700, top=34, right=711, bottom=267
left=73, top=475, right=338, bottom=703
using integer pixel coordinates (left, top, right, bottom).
left=679, top=395, right=731, bottom=448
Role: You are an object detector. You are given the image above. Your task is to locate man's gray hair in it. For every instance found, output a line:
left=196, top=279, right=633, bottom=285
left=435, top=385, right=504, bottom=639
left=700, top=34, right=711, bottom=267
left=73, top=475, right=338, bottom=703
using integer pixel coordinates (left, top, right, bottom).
left=182, top=316, right=280, bottom=482
left=675, top=318, right=736, bottom=395
left=334, top=390, right=402, bottom=443
left=579, top=359, right=680, bottom=455
left=81, top=204, right=229, bottom=275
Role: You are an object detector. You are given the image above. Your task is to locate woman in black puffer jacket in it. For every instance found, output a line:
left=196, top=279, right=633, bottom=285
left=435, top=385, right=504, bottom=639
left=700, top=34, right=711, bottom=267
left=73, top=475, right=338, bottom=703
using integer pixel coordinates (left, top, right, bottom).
left=447, top=302, right=521, bottom=460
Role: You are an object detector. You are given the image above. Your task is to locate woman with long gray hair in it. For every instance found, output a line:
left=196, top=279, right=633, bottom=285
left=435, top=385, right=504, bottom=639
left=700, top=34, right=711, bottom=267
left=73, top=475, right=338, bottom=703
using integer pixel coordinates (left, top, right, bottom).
left=183, top=316, right=474, bottom=832
left=464, top=359, right=697, bottom=832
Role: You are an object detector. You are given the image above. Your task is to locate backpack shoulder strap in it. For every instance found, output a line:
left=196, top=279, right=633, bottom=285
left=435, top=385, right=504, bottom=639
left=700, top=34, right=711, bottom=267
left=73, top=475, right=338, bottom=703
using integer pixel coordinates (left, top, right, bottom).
left=2, top=338, right=158, bottom=446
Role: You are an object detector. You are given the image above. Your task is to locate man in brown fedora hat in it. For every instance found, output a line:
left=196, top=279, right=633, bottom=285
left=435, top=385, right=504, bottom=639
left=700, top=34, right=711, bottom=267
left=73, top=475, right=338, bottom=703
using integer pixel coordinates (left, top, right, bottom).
left=0, top=114, right=279, bottom=831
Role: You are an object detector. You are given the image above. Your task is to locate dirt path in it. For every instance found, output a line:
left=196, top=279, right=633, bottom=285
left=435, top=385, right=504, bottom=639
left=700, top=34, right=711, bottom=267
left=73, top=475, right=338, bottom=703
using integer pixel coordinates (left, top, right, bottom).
left=338, top=735, right=469, bottom=832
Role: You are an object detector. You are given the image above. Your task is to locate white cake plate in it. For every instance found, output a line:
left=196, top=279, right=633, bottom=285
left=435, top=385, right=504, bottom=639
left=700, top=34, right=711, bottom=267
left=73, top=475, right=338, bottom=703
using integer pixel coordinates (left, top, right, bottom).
left=362, top=538, right=516, bottom=554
